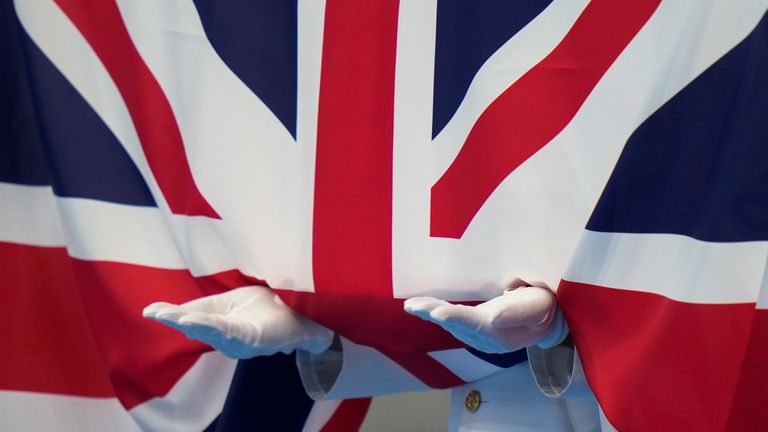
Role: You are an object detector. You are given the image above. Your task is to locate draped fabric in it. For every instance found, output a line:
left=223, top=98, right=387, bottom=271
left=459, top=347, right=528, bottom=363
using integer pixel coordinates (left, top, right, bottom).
left=2, top=0, right=766, bottom=430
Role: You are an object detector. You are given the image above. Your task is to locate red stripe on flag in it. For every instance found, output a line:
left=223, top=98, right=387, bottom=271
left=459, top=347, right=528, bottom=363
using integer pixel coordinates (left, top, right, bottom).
left=0, top=242, right=255, bottom=408
left=197, top=270, right=267, bottom=297
left=559, top=280, right=759, bottom=431
left=278, top=0, right=464, bottom=388
left=0, top=243, right=114, bottom=397
left=319, top=398, right=372, bottom=432
left=724, top=310, right=768, bottom=431
left=430, top=0, right=661, bottom=238
left=54, top=0, right=219, bottom=218
left=312, top=1, right=398, bottom=304
left=275, top=290, right=471, bottom=388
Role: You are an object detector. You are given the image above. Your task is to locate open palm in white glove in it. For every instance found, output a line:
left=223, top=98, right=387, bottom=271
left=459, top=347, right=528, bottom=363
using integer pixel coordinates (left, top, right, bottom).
left=143, top=286, right=334, bottom=358
left=404, top=284, right=568, bottom=354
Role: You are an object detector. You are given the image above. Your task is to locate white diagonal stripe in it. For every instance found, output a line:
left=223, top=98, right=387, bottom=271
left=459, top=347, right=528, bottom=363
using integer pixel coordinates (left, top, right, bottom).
left=130, top=352, right=236, bottom=432
left=392, top=0, right=768, bottom=300
left=428, top=348, right=505, bottom=383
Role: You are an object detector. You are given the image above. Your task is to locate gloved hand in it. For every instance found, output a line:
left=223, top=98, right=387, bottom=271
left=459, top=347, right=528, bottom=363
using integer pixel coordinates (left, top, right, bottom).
left=404, top=284, right=568, bottom=353
left=143, top=286, right=334, bottom=358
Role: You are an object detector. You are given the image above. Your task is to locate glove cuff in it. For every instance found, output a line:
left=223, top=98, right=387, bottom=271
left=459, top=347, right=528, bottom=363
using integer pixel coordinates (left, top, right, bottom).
left=535, top=306, right=569, bottom=349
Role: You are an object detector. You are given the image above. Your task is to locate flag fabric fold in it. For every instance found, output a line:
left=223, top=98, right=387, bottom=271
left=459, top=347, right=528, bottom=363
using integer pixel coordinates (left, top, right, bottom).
left=4, top=0, right=768, bottom=430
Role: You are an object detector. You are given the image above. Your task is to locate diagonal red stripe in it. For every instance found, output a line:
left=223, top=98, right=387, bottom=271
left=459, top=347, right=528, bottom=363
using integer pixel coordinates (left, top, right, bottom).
left=319, top=398, right=372, bottom=432
left=0, top=241, right=255, bottom=408
left=274, top=290, right=474, bottom=388
left=559, top=280, right=759, bottom=431
left=54, top=0, right=219, bottom=218
left=430, top=0, right=661, bottom=238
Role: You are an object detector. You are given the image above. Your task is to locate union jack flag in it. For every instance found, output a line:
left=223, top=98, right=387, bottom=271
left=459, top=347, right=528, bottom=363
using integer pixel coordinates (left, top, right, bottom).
left=2, top=0, right=767, bottom=430
left=560, top=6, right=768, bottom=431
left=2, top=0, right=371, bottom=429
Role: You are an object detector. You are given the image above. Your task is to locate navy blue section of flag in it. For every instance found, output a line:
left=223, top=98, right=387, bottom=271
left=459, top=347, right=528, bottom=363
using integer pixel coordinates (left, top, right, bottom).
left=587, top=12, right=768, bottom=242
left=3, top=7, right=156, bottom=206
left=193, top=0, right=298, bottom=138
left=563, top=11, right=768, bottom=430
left=432, top=0, right=552, bottom=138
left=0, top=0, right=48, bottom=186
left=204, top=354, right=313, bottom=432
left=466, top=347, right=528, bottom=369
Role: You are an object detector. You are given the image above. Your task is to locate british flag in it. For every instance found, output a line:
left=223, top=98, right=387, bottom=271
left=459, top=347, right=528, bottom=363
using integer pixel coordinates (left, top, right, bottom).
left=2, top=0, right=767, bottom=430
left=560, top=6, right=768, bottom=430
left=2, top=0, right=372, bottom=429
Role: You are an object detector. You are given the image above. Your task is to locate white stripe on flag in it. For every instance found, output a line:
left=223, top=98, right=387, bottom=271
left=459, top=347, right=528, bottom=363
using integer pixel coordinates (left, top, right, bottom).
left=758, top=252, right=768, bottom=309
left=130, top=352, right=237, bottom=432
left=301, top=399, right=343, bottom=432
left=14, top=0, right=164, bottom=207
left=427, top=349, right=505, bottom=383
left=0, top=183, right=65, bottom=246
left=564, top=230, right=768, bottom=304
left=0, top=182, right=236, bottom=276
left=0, top=353, right=235, bottom=432
left=0, top=391, right=141, bottom=432
left=15, top=0, right=318, bottom=289
left=115, top=0, right=318, bottom=292
left=599, top=406, right=619, bottom=432
left=390, top=0, right=768, bottom=299
left=391, top=0, right=591, bottom=300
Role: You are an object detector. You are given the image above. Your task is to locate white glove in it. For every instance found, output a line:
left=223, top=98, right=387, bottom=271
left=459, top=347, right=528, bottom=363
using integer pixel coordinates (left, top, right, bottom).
left=143, top=286, right=334, bottom=358
left=404, top=285, right=568, bottom=354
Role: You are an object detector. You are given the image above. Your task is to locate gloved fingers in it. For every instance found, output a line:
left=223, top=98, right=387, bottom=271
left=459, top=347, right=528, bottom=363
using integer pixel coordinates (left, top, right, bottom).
left=176, top=312, right=254, bottom=340
left=489, top=286, right=556, bottom=328
left=177, top=321, right=230, bottom=344
left=434, top=306, right=554, bottom=353
left=403, top=297, right=452, bottom=320
left=143, top=295, right=226, bottom=320
left=407, top=297, right=547, bottom=353
left=166, top=315, right=267, bottom=359
left=145, top=304, right=238, bottom=346
left=142, top=302, right=176, bottom=319
left=175, top=289, right=262, bottom=314
left=158, top=286, right=272, bottom=317
left=406, top=298, right=488, bottom=330
left=211, top=334, right=313, bottom=359
left=146, top=310, right=229, bottom=350
left=177, top=311, right=225, bottom=328
left=147, top=304, right=194, bottom=324
left=142, top=287, right=334, bottom=359
left=152, top=317, right=200, bottom=337
left=428, top=303, right=488, bottom=330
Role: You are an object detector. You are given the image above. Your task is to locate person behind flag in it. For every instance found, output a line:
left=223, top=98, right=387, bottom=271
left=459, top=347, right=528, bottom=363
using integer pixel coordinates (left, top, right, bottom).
left=144, top=1, right=768, bottom=431
left=144, top=279, right=600, bottom=431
